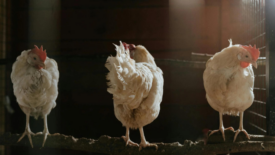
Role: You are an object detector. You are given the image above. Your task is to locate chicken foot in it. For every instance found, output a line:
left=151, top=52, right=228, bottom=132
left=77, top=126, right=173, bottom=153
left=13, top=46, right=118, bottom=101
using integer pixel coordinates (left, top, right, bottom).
left=209, top=112, right=234, bottom=141
left=139, top=127, right=158, bottom=151
left=28, top=115, right=50, bottom=147
left=17, top=114, right=34, bottom=148
left=122, top=127, right=139, bottom=147
left=233, top=112, right=250, bottom=142
left=42, top=115, right=49, bottom=147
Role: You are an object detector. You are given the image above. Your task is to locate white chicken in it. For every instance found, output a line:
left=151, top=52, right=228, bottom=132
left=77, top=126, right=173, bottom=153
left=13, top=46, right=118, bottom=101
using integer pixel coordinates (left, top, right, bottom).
left=105, top=42, right=164, bottom=150
left=11, top=45, right=59, bottom=147
left=203, top=39, right=260, bottom=142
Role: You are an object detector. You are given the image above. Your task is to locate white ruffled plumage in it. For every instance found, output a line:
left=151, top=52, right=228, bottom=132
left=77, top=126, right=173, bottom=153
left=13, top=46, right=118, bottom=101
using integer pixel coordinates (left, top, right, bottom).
left=203, top=39, right=258, bottom=142
left=105, top=42, right=163, bottom=150
left=11, top=48, right=59, bottom=147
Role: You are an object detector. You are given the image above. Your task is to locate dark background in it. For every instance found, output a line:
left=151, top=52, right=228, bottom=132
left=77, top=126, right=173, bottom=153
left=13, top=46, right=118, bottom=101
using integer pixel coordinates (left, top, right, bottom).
left=2, top=0, right=266, bottom=154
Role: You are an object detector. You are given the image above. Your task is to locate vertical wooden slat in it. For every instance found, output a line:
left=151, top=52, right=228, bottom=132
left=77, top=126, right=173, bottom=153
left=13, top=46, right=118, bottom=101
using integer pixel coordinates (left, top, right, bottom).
left=0, top=0, right=6, bottom=154
left=28, top=0, right=60, bottom=56
left=266, top=0, right=275, bottom=135
left=0, top=65, right=4, bottom=155
left=265, top=0, right=275, bottom=155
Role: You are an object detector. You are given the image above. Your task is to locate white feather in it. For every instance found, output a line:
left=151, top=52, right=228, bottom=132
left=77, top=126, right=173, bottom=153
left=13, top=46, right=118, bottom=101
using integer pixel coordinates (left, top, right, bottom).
left=203, top=41, right=254, bottom=116
left=105, top=42, right=164, bottom=129
left=11, top=50, right=59, bottom=119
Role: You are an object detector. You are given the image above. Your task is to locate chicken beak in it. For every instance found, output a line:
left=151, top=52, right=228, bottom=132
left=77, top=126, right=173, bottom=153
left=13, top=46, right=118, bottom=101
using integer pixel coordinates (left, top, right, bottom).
left=251, top=60, right=258, bottom=69
left=39, top=62, right=45, bottom=69
left=130, top=51, right=135, bottom=59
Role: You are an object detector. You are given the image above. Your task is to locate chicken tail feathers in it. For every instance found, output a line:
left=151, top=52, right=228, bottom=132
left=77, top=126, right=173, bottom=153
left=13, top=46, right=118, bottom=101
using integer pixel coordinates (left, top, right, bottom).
left=105, top=42, right=153, bottom=109
left=105, top=41, right=135, bottom=90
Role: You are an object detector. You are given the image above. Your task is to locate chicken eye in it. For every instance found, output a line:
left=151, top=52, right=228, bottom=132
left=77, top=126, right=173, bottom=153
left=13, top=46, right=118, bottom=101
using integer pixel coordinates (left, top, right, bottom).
left=245, top=55, right=248, bottom=58
left=33, top=57, right=36, bottom=60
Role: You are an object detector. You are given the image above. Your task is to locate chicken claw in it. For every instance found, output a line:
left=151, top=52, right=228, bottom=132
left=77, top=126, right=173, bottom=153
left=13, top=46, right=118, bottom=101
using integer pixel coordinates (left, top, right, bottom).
left=139, top=141, right=158, bottom=151
left=233, top=129, right=250, bottom=142
left=233, top=112, right=250, bottom=142
left=41, top=115, right=50, bottom=147
left=33, top=131, right=49, bottom=147
left=209, top=127, right=234, bottom=141
left=42, top=130, right=49, bottom=147
left=17, top=128, right=35, bottom=148
left=139, top=127, right=158, bottom=151
left=122, top=136, right=139, bottom=147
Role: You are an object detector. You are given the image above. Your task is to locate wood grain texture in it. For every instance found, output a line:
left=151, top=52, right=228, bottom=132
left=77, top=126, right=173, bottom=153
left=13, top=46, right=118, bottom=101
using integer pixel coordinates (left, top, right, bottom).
left=1, top=132, right=275, bottom=155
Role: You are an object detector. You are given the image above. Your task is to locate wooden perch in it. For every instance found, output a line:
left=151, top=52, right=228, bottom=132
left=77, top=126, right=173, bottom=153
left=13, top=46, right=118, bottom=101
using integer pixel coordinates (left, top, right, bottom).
left=1, top=131, right=275, bottom=155
left=207, top=130, right=275, bottom=144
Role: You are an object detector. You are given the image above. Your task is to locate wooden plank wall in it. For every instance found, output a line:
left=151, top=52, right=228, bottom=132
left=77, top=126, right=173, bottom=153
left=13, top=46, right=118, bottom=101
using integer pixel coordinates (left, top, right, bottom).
left=0, top=0, right=7, bottom=154
left=59, top=0, right=169, bottom=58
left=9, top=0, right=244, bottom=56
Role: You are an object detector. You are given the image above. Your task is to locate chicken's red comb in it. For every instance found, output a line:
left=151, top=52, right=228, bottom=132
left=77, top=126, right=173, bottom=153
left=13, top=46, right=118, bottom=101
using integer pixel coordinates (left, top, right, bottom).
left=31, top=45, right=47, bottom=62
left=122, top=42, right=136, bottom=51
left=241, top=44, right=260, bottom=61
left=122, top=42, right=128, bottom=50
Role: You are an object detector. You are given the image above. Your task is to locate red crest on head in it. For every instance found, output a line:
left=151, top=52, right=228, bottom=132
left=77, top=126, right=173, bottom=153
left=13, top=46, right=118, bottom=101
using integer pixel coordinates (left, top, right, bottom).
left=122, top=42, right=136, bottom=51
left=31, top=45, right=47, bottom=62
left=241, top=44, right=260, bottom=61
left=122, top=42, right=128, bottom=50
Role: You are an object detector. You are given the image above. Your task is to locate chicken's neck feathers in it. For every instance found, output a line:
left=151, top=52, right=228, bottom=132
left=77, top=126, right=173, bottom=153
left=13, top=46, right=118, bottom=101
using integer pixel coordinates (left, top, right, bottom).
left=214, top=52, right=239, bottom=69
left=11, top=50, right=56, bottom=91
left=210, top=46, right=253, bottom=81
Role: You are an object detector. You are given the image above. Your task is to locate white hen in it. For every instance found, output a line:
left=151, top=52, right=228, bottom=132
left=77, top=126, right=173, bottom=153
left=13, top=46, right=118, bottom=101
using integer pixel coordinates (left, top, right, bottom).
left=11, top=45, right=59, bottom=147
left=203, top=39, right=260, bottom=142
left=105, top=42, right=163, bottom=150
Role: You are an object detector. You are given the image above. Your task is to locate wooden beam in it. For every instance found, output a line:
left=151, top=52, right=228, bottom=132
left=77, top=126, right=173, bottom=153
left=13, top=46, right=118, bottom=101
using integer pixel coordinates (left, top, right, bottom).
left=2, top=131, right=275, bottom=155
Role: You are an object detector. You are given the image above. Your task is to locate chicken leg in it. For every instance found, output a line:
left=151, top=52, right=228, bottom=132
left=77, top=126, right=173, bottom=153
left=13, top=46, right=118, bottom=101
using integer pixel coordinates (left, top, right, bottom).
left=209, top=112, right=234, bottom=141
left=17, top=114, right=34, bottom=148
left=122, top=127, right=139, bottom=147
left=42, top=115, right=49, bottom=147
left=139, top=127, right=158, bottom=151
left=233, top=112, right=250, bottom=142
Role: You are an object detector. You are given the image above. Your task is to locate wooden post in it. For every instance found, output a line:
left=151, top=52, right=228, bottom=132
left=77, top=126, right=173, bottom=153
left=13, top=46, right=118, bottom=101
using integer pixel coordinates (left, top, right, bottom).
left=0, top=0, right=6, bottom=154
left=266, top=1, right=275, bottom=155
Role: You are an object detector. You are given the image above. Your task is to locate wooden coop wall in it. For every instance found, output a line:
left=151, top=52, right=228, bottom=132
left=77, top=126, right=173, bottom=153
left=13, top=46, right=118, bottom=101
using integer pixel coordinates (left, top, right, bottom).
left=0, top=0, right=8, bottom=154
left=265, top=0, right=275, bottom=144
